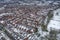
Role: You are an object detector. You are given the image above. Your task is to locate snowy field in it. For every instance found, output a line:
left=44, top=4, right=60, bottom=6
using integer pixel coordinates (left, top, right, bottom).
left=47, top=8, right=60, bottom=31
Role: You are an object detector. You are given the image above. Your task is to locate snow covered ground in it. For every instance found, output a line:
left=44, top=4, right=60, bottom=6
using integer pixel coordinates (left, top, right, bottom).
left=36, top=8, right=60, bottom=40
left=47, top=8, right=60, bottom=31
